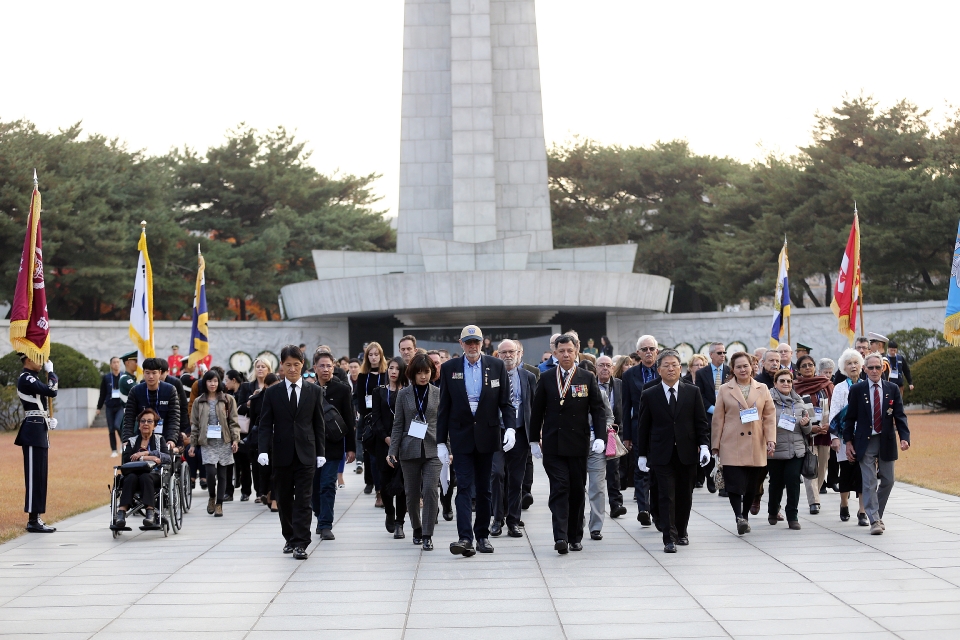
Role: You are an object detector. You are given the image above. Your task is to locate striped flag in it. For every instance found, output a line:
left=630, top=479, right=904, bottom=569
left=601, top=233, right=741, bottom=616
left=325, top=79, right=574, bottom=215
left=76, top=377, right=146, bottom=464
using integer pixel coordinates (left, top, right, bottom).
left=129, top=223, right=155, bottom=369
left=830, top=211, right=861, bottom=345
left=769, top=238, right=791, bottom=348
left=945, top=218, right=960, bottom=346
left=186, top=247, right=210, bottom=367
left=9, top=171, right=51, bottom=364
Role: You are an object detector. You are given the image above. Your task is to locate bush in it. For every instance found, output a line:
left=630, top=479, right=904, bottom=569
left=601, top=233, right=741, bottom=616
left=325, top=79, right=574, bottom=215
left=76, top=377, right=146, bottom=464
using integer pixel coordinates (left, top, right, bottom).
left=0, top=386, right=24, bottom=431
left=0, top=343, right=101, bottom=389
left=904, top=347, right=960, bottom=410
left=888, top=328, right=949, bottom=364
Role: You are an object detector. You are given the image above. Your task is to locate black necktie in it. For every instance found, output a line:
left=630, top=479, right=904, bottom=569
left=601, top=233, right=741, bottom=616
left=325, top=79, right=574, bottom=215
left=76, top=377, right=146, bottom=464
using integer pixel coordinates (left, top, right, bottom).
left=669, top=387, right=677, bottom=412
left=290, top=383, right=298, bottom=414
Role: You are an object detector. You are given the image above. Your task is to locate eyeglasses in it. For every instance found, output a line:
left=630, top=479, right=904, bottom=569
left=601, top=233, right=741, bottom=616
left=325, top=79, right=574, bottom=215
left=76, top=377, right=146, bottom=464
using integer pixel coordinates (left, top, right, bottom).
left=638, top=347, right=657, bottom=353
left=139, top=419, right=156, bottom=425
left=776, top=379, right=793, bottom=385
left=864, top=365, right=882, bottom=371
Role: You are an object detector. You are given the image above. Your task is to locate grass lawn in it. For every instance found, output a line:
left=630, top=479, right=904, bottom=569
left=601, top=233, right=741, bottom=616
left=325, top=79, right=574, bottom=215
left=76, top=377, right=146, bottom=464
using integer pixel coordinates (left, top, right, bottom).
left=896, top=410, right=960, bottom=496
left=0, top=427, right=116, bottom=543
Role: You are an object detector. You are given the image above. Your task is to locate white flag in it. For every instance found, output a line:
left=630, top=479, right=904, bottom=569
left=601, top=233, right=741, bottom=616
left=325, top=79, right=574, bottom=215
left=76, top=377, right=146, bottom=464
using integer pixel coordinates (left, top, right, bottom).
left=128, top=227, right=155, bottom=368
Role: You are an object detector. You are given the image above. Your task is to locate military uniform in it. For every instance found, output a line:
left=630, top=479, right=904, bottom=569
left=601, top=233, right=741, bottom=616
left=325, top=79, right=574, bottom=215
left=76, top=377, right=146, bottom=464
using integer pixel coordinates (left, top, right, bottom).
left=14, top=366, right=58, bottom=531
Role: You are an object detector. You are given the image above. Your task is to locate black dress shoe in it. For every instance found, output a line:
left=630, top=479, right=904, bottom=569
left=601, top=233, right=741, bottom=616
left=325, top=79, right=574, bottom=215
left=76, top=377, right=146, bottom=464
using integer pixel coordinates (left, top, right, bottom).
left=413, top=535, right=423, bottom=545
left=718, top=488, right=728, bottom=497
left=450, top=539, right=476, bottom=557
left=677, top=536, right=689, bottom=546
left=819, top=486, right=828, bottom=495
left=223, top=494, right=234, bottom=502
left=316, top=523, right=323, bottom=535
left=443, top=508, right=454, bottom=522
left=394, top=524, right=405, bottom=539
left=521, top=493, right=534, bottom=510
left=831, top=483, right=841, bottom=493
left=664, top=542, right=677, bottom=553
left=422, top=537, right=433, bottom=551
left=507, top=524, right=523, bottom=538
left=114, top=511, right=126, bottom=528
left=695, top=481, right=704, bottom=489
left=385, top=514, right=396, bottom=533
left=555, top=539, right=568, bottom=554
left=476, top=538, right=494, bottom=553
left=282, top=543, right=294, bottom=554
left=707, top=477, right=717, bottom=493
left=240, top=493, right=250, bottom=502
left=292, top=547, right=308, bottom=560
left=590, top=530, right=603, bottom=541
left=568, top=542, right=583, bottom=552
left=858, top=512, right=869, bottom=526
left=610, top=505, right=627, bottom=518
left=199, top=479, right=208, bottom=490
left=363, top=483, right=374, bottom=495
left=810, top=503, right=821, bottom=515
left=320, top=529, right=336, bottom=540
left=840, top=506, right=851, bottom=522
left=637, top=511, right=652, bottom=527
left=490, top=521, right=503, bottom=537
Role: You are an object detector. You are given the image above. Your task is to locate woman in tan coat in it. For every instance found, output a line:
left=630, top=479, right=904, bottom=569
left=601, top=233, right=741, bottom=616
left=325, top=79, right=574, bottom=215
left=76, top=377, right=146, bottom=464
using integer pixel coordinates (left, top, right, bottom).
left=188, top=370, right=241, bottom=516
left=711, top=351, right=776, bottom=535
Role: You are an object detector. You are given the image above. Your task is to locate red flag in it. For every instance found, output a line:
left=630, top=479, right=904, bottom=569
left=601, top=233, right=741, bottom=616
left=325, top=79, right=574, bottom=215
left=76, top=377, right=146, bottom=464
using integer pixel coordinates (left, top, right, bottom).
left=829, top=211, right=861, bottom=345
left=9, top=173, right=51, bottom=364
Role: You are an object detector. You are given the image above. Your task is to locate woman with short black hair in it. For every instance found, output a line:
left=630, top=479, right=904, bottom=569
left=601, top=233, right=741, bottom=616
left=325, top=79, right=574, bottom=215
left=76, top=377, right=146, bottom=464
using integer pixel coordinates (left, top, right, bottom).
left=189, top=370, right=240, bottom=517
left=373, top=357, right=407, bottom=529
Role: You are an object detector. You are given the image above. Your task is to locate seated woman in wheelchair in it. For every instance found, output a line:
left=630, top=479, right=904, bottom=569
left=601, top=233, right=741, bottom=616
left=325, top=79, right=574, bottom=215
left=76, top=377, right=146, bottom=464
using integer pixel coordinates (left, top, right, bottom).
left=115, top=408, right=171, bottom=529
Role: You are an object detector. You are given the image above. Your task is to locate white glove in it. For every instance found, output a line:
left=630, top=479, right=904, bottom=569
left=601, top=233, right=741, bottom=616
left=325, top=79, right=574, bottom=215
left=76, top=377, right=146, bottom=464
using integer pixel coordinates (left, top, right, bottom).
left=503, top=428, right=516, bottom=452
left=637, top=456, right=649, bottom=472
left=48, top=418, right=58, bottom=430
left=437, top=443, right=449, bottom=465
left=317, top=456, right=326, bottom=468
left=257, top=453, right=269, bottom=466
left=530, top=442, right=543, bottom=459
left=699, top=445, right=710, bottom=467
left=591, top=438, right=605, bottom=454
left=43, top=360, right=54, bottom=373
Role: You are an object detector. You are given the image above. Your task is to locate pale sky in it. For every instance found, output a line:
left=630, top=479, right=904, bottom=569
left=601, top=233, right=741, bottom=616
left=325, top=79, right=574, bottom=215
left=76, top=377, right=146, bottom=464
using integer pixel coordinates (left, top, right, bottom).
left=2, top=1, right=957, bottom=218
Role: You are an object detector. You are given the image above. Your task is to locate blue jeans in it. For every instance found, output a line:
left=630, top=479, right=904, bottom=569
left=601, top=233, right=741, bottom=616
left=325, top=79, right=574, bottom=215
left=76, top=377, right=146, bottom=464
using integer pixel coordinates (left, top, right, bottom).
left=312, top=460, right=339, bottom=530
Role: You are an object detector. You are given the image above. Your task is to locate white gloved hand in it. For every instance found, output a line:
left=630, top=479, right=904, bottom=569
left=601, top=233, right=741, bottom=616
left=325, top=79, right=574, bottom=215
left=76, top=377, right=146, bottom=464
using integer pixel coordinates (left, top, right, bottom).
left=317, top=456, right=326, bottom=468
left=591, top=438, right=605, bottom=454
left=257, top=453, right=269, bottom=466
left=48, top=418, right=58, bottom=430
left=43, top=360, right=54, bottom=373
left=699, top=445, right=710, bottom=467
left=637, top=456, right=649, bottom=472
left=530, top=442, right=543, bottom=459
left=503, top=428, right=516, bottom=452
left=437, top=443, right=449, bottom=465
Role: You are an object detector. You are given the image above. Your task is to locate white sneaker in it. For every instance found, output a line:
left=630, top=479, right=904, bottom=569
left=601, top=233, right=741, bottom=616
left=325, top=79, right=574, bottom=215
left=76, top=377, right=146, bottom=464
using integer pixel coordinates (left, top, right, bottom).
left=110, top=450, right=119, bottom=458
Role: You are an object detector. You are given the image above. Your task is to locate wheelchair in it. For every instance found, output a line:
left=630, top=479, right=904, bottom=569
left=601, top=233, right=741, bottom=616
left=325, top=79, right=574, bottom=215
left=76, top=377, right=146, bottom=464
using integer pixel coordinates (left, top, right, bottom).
left=109, top=458, right=181, bottom=538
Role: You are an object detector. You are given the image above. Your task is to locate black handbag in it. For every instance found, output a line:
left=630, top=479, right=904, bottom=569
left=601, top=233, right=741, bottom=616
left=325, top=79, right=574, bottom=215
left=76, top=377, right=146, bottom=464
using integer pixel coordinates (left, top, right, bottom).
left=801, top=445, right=819, bottom=480
left=321, top=396, right=346, bottom=442
left=120, top=460, right=156, bottom=475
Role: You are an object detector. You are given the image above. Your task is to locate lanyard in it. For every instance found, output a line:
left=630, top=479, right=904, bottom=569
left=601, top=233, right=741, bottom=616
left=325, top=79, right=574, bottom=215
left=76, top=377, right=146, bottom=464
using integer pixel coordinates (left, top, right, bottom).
left=386, top=386, right=396, bottom=416
left=414, top=385, right=428, bottom=422
left=365, top=372, right=382, bottom=395
left=556, top=367, right=575, bottom=406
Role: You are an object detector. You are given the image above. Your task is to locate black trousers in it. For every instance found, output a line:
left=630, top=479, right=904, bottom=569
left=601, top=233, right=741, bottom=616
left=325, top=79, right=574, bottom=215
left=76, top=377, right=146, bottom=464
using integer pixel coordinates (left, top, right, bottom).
left=542, top=452, right=587, bottom=543
left=273, top=460, right=316, bottom=548
left=491, top=428, right=528, bottom=526
left=22, top=445, right=48, bottom=515
left=376, top=439, right=406, bottom=525
left=523, top=450, right=533, bottom=495
left=120, top=472, right=159, bottom=510
left=697, top=456, right=715, bottom=485
left=233, top=449, right=254, bottom=495
left=452, top=450, right=494, bottom=542
left=651, top=448, right=695, bottom=545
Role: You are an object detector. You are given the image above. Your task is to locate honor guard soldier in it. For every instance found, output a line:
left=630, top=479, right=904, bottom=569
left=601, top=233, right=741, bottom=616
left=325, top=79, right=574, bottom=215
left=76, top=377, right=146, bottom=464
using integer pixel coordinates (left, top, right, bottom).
left=14, top=353, right=59, bottom=533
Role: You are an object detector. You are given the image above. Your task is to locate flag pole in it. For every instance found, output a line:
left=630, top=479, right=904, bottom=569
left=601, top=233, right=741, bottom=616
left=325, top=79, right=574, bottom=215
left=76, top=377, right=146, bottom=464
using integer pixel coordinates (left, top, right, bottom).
left=854, top=203, right=865, bottom=338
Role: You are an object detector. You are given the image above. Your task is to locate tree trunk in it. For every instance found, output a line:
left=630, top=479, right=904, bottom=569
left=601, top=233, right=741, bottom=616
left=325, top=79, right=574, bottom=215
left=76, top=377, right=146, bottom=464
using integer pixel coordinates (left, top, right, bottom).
left=801, top=279, right=822, bottom=307
left=238, top=298, right=247, bottom=321
left=822, top=272, right=832, bottom=306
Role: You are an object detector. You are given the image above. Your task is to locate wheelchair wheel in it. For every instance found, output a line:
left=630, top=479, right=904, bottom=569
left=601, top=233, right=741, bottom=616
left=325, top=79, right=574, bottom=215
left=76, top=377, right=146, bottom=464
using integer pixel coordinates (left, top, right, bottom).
left=169, top=482, right=181, bottom=534
left=181, top=467, right=193, bottom=511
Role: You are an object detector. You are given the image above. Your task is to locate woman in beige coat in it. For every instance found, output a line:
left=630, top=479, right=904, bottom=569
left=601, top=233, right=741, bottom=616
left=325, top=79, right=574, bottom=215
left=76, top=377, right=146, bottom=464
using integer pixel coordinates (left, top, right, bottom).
left=711, top=351, right=776, bottom=535
left=188, top=370, right=241, bottom=516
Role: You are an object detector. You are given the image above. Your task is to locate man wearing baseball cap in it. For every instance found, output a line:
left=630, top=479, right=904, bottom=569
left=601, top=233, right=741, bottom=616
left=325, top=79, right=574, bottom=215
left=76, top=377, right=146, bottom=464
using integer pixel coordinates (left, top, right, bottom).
left=437, top=325, right=516, bottom=557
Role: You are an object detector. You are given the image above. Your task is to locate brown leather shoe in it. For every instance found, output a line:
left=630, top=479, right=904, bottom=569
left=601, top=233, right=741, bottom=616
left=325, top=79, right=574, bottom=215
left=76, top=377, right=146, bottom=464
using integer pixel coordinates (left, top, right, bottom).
left=214, top=504, right=223, bottom=517
left=788, top=521, right=801, bottom=530
left=375, top=491, right=384, bottom=508
left=749, top=496, right=761, bottom=516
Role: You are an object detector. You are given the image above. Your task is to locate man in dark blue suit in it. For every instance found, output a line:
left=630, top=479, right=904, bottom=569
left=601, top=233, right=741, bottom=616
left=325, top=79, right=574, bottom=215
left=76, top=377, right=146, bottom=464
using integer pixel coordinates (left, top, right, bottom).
left=694, top=342, right=730, bottom=492
left=490, top=339, right=537, bottom=538
left=437, top=325, right=516, bottom=557
left=843, top=353, right=910, bottom=535
left=621, top=335, right=661, bottom=528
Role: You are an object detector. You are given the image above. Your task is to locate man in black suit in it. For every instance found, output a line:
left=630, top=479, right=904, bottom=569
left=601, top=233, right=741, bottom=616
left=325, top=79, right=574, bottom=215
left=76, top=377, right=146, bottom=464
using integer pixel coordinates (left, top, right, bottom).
left=437, top=325, right=516, bottom=557
left=694, top=342, right=730, bottom=492
left=491, top=339, right=537, bottom=538
left=258, top=345, right=327, bottom=560
left=596, top=355, right=626, bottom=518
left=530, top=334, right=607, bottom=554
left=843, top=352, right=910, bottom=535
left=755, top=350, right=780, bottom=388
left=637, top=349, right=711, bottom=553
left=621, top=335, right=661, bottom=527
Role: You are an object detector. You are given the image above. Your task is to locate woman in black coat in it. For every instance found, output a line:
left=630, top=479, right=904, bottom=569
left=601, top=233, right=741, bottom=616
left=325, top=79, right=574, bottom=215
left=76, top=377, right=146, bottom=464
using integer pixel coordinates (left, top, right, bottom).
left=355, top=342, right=389, bottom=493
left=372, top=357, right=407, bottom=537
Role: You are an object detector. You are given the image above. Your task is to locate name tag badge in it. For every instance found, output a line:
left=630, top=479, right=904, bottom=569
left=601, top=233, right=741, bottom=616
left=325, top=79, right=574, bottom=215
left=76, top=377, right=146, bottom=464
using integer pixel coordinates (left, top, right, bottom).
left=490, top=379, right=500, bottom=388
left=408, top=420, right=428, bottom=439
left=111, top=389, right=121, bottom=399
left=740, top=407, right=759, bottom=424
left=814, top=407, right=823, bottom=423
left=889, top=370, right=899, bottom=379
left=452, top=373, right=464, bottom=380
left=207, top=424, right=222, bottom=439
left=365, top=395, right=373, bottom=409
left=778, top=414, right=796, bottom=431
left=157, top=419, right=164, bottom=431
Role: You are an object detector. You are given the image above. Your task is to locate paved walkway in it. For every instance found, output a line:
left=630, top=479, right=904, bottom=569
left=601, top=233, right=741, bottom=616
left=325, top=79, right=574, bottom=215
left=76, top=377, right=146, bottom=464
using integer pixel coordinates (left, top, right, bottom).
left=2, top=463, right=960, bottom=639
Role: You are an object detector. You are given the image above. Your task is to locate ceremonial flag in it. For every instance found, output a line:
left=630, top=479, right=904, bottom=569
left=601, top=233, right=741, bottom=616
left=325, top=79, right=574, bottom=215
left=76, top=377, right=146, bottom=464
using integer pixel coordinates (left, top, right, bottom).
left=187, top=247, right=210, bottom=367
left=830, top=211, right=862, bottom=345
left=769, top=238, right=791, bottom=348
left=129, top=223, right=155, bottom=366
left=945, top=217, right=960, bottom=346
left=9, top=171, right=51, bottom=364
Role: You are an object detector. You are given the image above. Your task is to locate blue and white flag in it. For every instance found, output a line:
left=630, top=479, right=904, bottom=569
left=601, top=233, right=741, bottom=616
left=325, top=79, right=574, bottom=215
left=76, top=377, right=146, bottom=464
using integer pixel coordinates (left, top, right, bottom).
left=769, top=238, right=791, bottom=348
left=946, top=219, right=960, bottom=346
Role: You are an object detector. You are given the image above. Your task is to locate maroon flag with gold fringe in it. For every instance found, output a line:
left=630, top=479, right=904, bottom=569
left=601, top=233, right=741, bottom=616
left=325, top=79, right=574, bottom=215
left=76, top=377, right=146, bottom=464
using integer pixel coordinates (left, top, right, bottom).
left=9, top=171, right=51, bottom=364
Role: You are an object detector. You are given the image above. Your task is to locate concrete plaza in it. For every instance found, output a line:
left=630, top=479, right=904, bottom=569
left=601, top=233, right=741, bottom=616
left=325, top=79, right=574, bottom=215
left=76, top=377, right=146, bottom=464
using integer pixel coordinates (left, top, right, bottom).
left=2, top=464, right=960, bottom=639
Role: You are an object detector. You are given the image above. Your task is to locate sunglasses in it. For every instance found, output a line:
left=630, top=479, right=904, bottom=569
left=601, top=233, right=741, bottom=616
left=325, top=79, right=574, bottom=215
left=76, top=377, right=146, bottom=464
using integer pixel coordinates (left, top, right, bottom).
left=638, top=347, right=657, bottom=353
left=714, top=351, right=726, bottom=355
left=865, top=365, right=882, bottom=371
